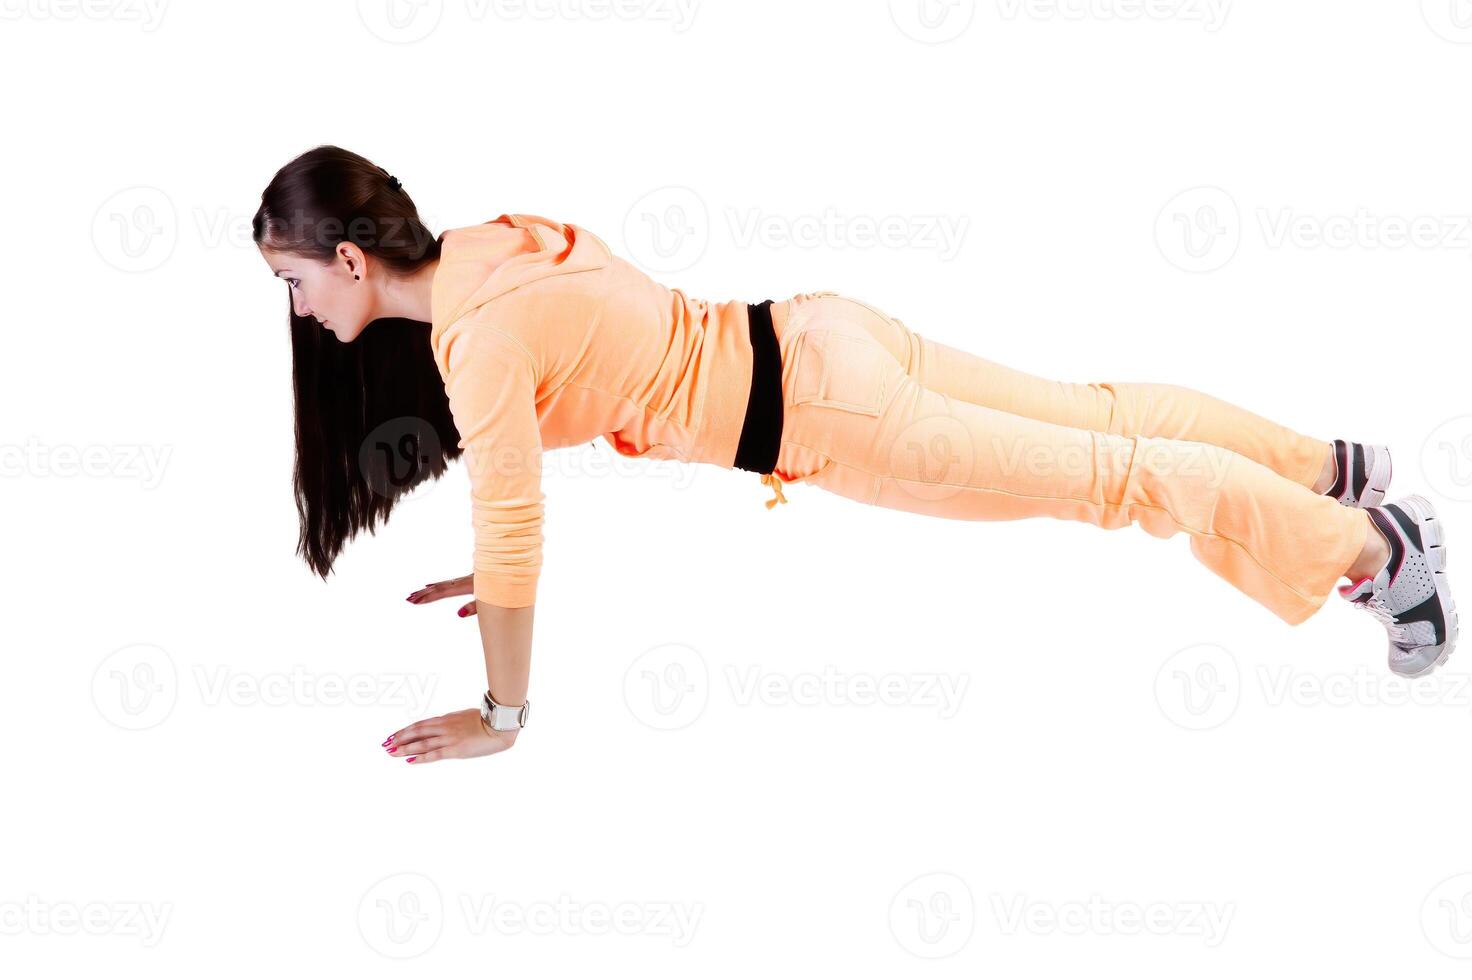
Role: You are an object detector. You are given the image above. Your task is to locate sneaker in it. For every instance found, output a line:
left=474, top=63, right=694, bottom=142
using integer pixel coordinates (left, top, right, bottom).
left=1338, top=494, right=1459, bottom=677
left=1324, top=439, right=1391, bottom=508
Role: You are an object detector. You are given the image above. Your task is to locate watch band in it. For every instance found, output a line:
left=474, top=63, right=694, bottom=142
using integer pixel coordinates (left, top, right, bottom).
left=480, top=689, right=530, bottom=731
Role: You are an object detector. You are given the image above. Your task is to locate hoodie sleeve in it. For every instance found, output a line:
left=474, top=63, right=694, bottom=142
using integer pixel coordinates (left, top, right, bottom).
left=440, top=321, right=545, bottom=608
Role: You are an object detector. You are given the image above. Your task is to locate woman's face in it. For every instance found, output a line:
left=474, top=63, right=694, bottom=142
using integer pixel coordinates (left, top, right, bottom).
left=258, top=242, right=374, bottom=343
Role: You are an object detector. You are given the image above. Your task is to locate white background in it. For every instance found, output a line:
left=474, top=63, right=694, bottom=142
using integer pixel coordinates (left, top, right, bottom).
left=5, top=0, right=1472, bottom=974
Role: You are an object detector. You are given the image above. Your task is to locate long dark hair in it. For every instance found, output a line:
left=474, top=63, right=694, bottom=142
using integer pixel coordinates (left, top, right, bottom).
left=252, top=145, right=463, bottom=584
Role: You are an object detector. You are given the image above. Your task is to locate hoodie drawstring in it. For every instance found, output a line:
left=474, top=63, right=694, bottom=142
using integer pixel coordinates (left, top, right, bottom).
left=760, top=472, right=788, bottom=509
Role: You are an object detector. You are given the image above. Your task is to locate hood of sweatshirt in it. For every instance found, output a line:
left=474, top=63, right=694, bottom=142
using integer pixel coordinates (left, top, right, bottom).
left=429, top=213, right=612, bottom=347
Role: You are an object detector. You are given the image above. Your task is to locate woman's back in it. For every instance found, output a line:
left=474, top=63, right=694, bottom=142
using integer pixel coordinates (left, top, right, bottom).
left=428, top=213, right=769, bottom=607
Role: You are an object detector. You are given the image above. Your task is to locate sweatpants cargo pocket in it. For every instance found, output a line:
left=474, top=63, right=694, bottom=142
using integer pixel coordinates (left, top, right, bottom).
left=789, top=328, right=889, bottom=417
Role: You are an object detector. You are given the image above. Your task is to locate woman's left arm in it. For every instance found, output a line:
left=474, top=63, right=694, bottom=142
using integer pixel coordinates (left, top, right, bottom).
left=389, top=319, right=545, bottom=765
left=387, top=601, right=532, bottom=763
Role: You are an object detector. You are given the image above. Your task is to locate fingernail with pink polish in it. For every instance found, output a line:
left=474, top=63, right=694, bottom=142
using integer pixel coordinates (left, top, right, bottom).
left=406, top=756, right=417, bottom=763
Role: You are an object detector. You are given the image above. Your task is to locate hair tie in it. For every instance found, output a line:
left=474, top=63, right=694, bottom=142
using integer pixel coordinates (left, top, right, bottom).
left=386, top=174, right=402, bottom=192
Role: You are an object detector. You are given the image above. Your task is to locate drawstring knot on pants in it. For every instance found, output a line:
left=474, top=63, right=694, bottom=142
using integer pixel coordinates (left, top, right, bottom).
left=760, top=472, right=788, bottom=509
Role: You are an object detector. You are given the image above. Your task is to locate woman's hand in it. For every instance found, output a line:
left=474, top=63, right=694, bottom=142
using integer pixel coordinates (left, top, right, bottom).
left=384, top=708, right=517, bottom=764
left=406, top=574, right=477, bottom=618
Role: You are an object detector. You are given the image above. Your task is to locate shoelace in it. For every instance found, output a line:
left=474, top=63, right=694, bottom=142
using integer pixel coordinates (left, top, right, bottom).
left=1357, top=592, right=1411, bottom=646
left=760, top=472, right=788, bottom=509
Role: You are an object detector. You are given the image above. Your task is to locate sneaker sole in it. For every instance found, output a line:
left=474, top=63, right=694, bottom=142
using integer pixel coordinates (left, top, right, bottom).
left=1389, top=494, right=1459, bottom=678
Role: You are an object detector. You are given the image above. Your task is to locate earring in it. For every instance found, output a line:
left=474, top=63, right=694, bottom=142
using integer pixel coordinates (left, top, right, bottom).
left=354, top=274, right=360, bottom=280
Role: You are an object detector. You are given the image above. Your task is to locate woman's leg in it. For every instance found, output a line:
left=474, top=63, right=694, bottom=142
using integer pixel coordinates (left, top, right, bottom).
left=773, top=303, right=1370, bottom=626
left=816, top=293, right=1331, bottom=491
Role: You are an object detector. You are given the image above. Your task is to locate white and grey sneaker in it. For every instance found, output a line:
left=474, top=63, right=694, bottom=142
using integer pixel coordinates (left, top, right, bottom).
left=1323, top=439, right=1391, bottom=508
left=1338, top=494, right=1459, bottom=677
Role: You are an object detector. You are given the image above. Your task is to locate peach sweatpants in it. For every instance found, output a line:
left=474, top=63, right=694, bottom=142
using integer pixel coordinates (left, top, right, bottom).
left=765, top=292, right=1370, bottom=625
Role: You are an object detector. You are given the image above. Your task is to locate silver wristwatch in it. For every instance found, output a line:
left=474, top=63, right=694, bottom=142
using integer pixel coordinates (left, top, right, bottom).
left=480, top=689, right=530, bottom=731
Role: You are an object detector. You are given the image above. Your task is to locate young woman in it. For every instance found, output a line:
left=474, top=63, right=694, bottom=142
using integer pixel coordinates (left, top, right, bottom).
left=254, top=145, right=1458, bottom=765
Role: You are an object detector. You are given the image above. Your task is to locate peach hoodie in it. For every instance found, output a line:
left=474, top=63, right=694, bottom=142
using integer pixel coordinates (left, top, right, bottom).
left=429, top=214, right=767, bottom=607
